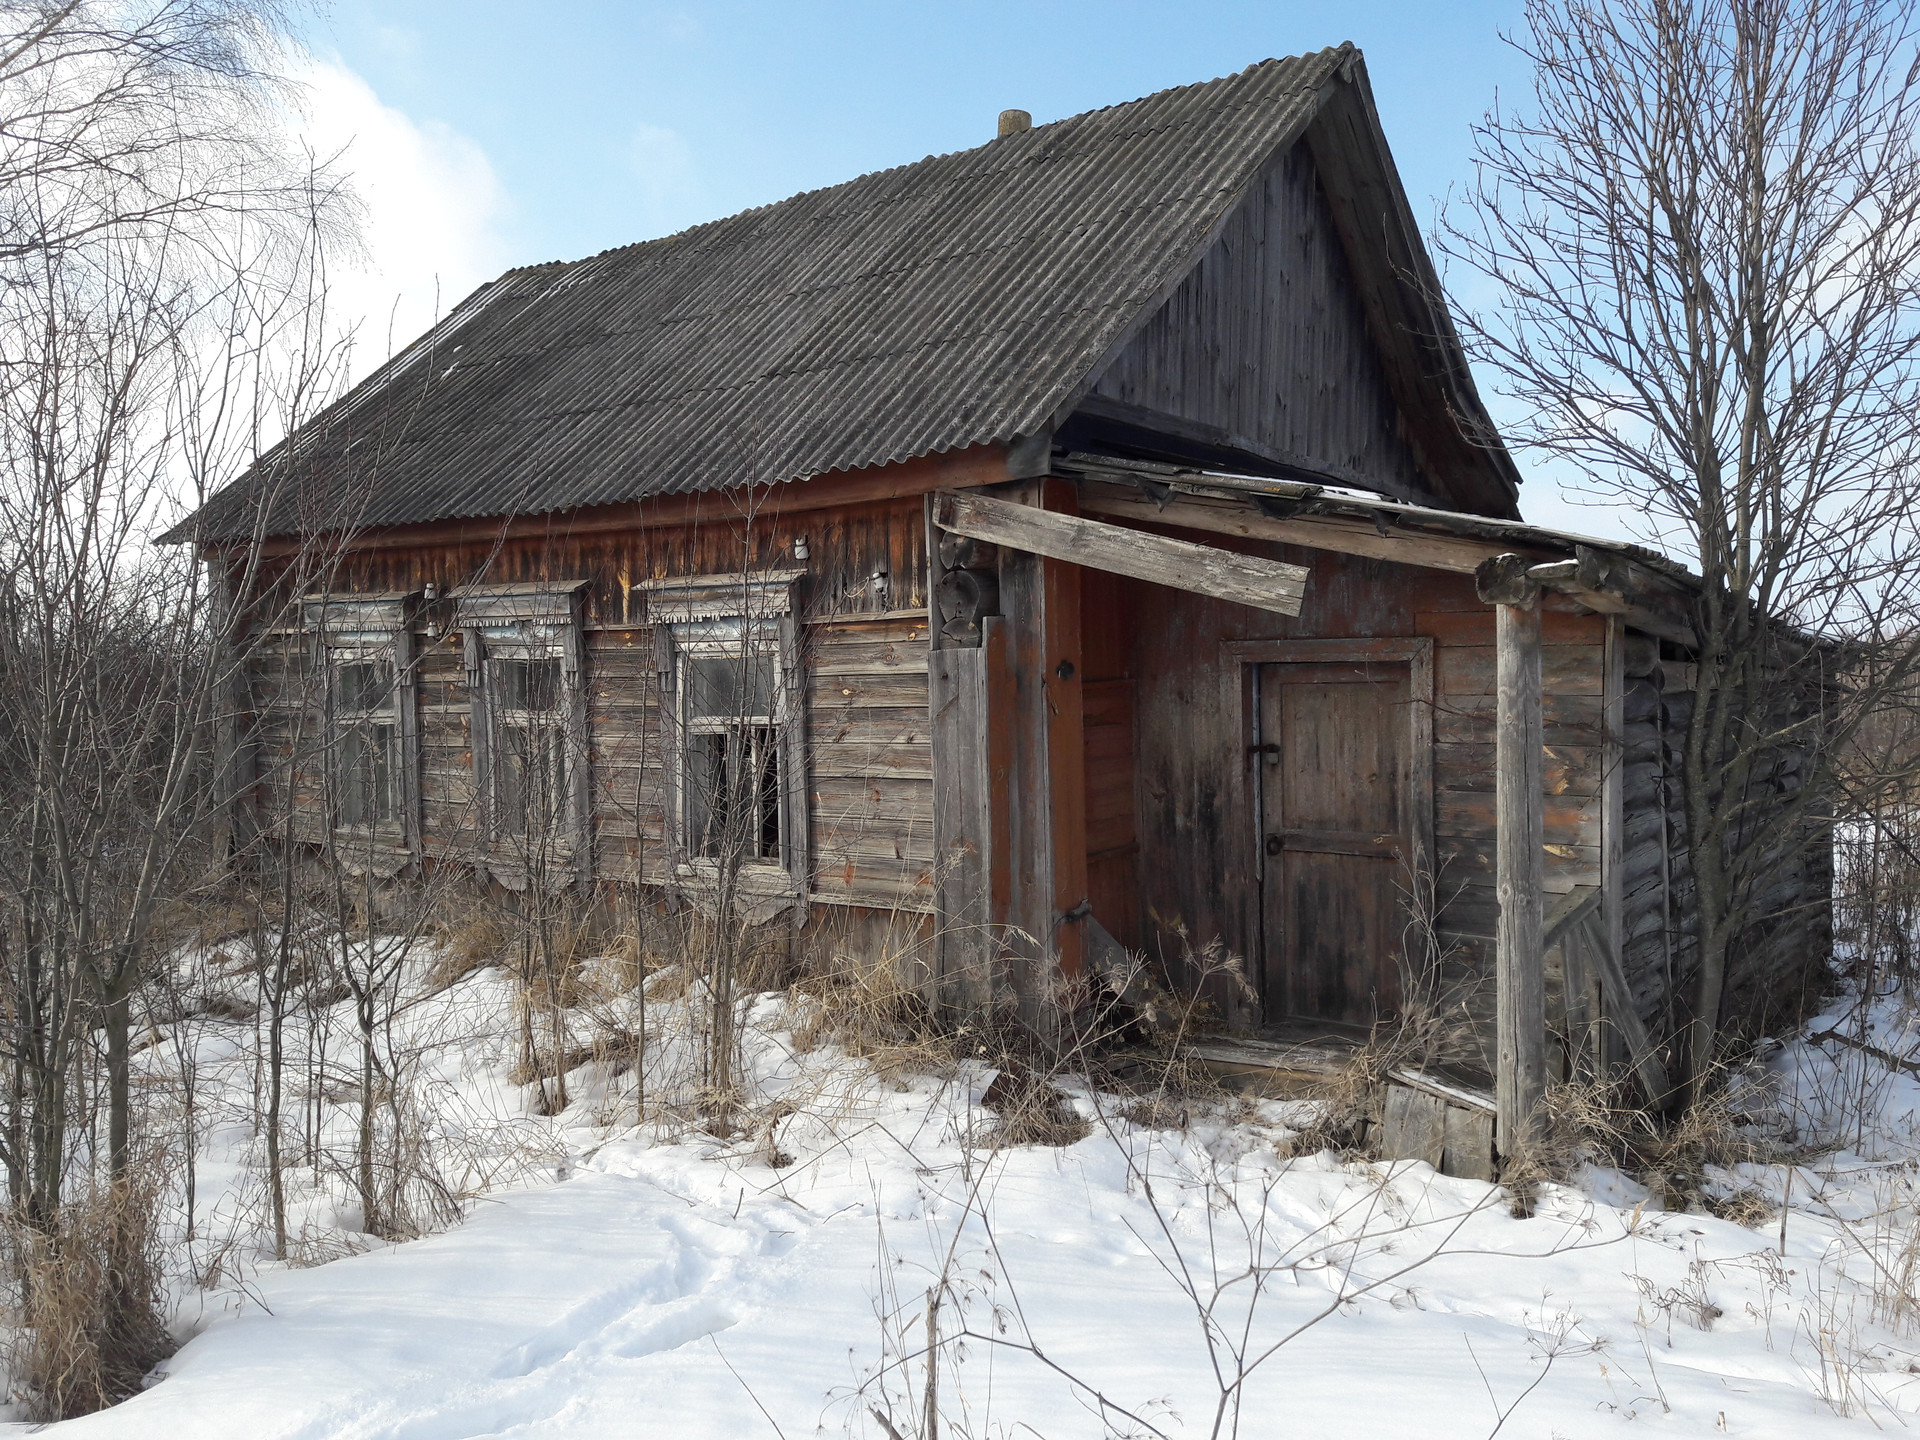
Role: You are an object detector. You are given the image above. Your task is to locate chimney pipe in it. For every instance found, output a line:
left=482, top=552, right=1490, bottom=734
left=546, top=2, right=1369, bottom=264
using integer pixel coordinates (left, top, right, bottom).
left=997, top=109, right=1031, bottom=138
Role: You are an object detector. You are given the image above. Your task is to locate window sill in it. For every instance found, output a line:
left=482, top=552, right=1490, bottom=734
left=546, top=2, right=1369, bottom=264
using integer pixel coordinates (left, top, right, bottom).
left=673, top=859, right=803, bottom=923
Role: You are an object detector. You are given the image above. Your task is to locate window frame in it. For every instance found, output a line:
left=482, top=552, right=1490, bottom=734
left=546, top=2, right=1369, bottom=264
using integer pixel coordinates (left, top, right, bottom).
left=489, top=652, right=572, bottom=841
left=302, top=593, right=420, bottom=855
left=645, top=570, right=809, bottom=903
left=454, top=581, right=590, bottom=882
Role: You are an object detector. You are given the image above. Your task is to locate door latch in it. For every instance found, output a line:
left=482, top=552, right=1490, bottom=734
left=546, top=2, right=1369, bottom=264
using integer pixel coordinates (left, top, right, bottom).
left=1264, top=833, right=1283, bottom=857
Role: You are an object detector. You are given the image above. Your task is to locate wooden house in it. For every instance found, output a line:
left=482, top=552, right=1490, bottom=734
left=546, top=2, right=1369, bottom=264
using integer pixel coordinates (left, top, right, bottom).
left=176, top=46, right=1831, bottom=1174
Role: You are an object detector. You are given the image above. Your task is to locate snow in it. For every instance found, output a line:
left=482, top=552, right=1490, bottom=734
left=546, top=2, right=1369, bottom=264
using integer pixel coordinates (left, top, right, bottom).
left=20, top=954, right=1920, bottom=1437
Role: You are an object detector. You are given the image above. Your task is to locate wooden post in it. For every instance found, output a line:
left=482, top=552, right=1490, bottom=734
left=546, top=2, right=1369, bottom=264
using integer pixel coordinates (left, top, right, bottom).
left=1479, top=554, right=1545, bottom=1160
left=993, top=481, right=1087, bottom=1031
left=929, top=621, right=1008, bottom=1014
left=1600, top=615, right=1627, bottom=1078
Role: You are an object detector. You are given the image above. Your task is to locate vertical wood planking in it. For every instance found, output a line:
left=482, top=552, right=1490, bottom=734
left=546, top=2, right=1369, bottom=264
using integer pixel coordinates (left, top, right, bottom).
left=929, top=642, right=995, bottom=1011
left=993, top=480, right=1089, bottom=1022
left=1087, top=144, right=1431, bottom=501
left=1044, top=487, right=1089, bottom=983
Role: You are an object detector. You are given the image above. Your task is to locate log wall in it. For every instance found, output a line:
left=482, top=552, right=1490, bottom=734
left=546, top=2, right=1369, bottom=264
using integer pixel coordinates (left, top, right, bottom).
left=239, top=494, right=939, bottom=926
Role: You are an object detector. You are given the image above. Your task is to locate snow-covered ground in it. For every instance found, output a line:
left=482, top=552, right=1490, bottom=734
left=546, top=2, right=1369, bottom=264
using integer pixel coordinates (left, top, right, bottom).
left=20, top=949, right=1920, bottom=1438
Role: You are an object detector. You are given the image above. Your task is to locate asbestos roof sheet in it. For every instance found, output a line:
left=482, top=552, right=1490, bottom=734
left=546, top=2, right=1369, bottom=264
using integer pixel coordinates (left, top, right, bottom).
left=175, top=48, right=1363, bottom=541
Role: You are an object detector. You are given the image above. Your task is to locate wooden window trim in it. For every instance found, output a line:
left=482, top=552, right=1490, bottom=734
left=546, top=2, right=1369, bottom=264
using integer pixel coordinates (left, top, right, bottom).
left=454, top=582, right=591, bottom=885
left=647, top=572, right=810, bottom=910
left=302, top=594, right=421, bottom=856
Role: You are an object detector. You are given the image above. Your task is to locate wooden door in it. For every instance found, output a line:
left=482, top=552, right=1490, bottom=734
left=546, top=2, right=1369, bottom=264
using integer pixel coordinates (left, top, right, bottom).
left=1257, top=661, right=1411, bottom=1025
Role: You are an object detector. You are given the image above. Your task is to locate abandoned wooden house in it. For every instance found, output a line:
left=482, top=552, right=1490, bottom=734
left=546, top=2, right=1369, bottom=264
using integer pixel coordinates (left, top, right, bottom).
left=176, top=45, right=1831, bottom=1175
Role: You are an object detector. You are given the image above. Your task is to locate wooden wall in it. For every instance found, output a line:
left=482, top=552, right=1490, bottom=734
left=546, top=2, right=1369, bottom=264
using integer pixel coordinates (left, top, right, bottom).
left=239, top=480, right=1830, bottom=1060
left=239, top=493, right=938, bottom=925
left=1124, top=539, right=1607, bottom=1075
left=1623, top=643, right=1832, bottom=1047
left=1086, top=144, right=1436, bottom=505
left=1619, top=635, right=1678, bottom=1040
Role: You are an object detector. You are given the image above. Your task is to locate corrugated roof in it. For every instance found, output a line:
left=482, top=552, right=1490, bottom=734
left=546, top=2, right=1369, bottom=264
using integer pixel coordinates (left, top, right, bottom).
left=175, top=46, right=1460, bottom=541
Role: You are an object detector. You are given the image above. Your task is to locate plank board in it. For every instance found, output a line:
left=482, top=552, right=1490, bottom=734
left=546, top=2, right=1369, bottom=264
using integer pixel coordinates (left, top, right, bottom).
left=934, top=490, right=1310, bottom=616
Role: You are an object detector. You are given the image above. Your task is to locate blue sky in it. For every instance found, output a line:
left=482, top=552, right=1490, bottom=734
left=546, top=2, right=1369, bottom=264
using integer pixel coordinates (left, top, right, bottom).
left=307, top=1, right=1533, bottom=267
left=292, top=1, right=1636, bottom=538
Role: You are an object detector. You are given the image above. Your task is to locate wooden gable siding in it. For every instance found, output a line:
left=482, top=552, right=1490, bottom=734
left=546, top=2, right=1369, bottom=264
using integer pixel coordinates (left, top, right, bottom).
left=1084, top=144, right=1433, bottom=503
left=239, top=493, right=938, bottom=914
left=1121, top=538, right=1605, bottom=1073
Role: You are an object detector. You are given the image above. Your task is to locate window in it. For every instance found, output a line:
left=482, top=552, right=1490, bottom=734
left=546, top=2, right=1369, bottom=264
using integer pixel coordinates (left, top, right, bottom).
left=332, top=655, right=398, bottom=827
left=303, top=593, right=418, bottom=848
left=681, top=648, right=783, bottom=862
left=492, top=655, right=568, bottom=837
left=454, top=582, right=590, bottom=873
left=642, top=568, right=808, bottom=896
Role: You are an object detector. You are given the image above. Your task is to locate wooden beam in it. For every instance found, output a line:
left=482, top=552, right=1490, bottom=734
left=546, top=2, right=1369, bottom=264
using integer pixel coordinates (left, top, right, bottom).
left=1494, top=592, right=1546, bottom=1161
left=1069, top=392, right=1399, bottom=498
left=1079, top=486, right=1701, bottom=646
left=1080, top=485, right=1515, bottom=574
left=1530, top=548, right=1696, bottom=647
left=1600, top=615, right=1626, bottom=1076
left=1578, top=908, right=1673, bottom=1110
left=929, top=636, right=1001, bottom=1014
left=933, top=490, right=1308, bottom=616
left=991, top=480, right=1090, bottom=1026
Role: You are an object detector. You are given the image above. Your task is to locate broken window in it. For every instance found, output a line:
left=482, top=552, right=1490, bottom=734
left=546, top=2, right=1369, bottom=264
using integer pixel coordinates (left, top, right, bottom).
left=681, top=648, right=783, bottom=863
left=304, top=593, right=418, bottom=847
left=642, top=568, right=809, bottom=897
left=491, top=655, right=569, bottom=838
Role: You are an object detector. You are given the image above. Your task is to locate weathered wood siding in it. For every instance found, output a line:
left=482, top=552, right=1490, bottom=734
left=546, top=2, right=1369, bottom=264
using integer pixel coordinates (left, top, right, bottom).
left=805, top=612, right=935, bottom=912
left=1125, top=538, right=1604, bottom=1075
left=239, top=492, right=938, bottom=919
left=1618, top=634, right=1675, bottom=1040
left=1633, top=647, right=1830, bottom=1043
left=1086, top=144, right=1436, bottom=503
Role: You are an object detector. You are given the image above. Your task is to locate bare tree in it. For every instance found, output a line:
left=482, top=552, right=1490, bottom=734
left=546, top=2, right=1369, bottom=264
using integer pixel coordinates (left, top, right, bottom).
left=1441, top=0, right=1920, bottom=1103
left=0, top=2, right=358, bottom=1410
left=0, top=1, right=305, bottom=271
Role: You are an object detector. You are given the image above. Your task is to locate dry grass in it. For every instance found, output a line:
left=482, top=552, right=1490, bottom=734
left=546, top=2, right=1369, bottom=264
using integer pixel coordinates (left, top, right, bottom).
left=787, top=939, right=954, bottom=1085
left=1704, top=1186, right=1778, bottom=1228
left=1269, top=1047, right=1390, bottom=1161
left=425, top=909, right=509, bottom=993
left=508, top=1028, right=642, bottom=1088
left=978, top=1059, right=1091, bottom=1148
left=6, top=1177, right=173, bottom=1422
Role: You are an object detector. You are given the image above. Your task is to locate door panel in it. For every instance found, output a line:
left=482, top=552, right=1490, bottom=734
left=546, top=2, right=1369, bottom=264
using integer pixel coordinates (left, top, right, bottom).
left=1258, top=662, right=1411, bottom=1025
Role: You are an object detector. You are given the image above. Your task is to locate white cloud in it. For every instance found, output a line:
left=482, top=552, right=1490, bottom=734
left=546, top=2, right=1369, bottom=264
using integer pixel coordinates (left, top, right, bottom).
left=292, top=59, right=513, bottom=376
left=628, top=122, right=707, bottom=235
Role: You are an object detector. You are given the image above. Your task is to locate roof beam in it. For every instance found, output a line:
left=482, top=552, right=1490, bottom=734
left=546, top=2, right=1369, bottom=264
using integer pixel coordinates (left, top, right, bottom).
left=1077, top=482, right=1698, bottom=645
left=932, top=490, right=1308, bottom=617
left=1066, top=393, right=1410, bottom=499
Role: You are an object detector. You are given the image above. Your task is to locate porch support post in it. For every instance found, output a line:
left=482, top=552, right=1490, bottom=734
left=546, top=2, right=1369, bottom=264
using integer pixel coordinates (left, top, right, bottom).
left=928, top=618, right=1010, bottom=1016
left=1480, top=554, right=1546, bottom=1162
left=990, top=480, right=1087, bottom=1034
